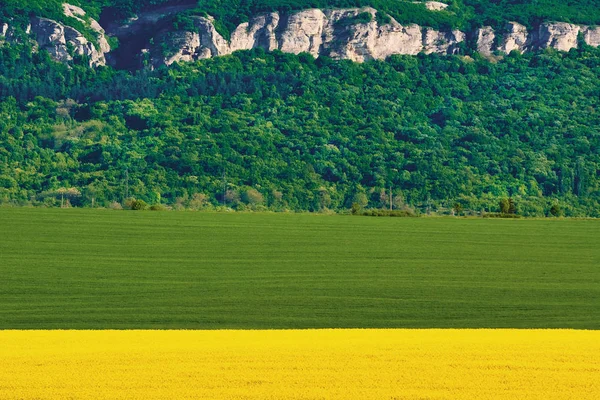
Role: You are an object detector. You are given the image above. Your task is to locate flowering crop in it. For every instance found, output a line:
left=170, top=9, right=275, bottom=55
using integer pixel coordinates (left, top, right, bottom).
left=1, top=329, right=598, bottom=399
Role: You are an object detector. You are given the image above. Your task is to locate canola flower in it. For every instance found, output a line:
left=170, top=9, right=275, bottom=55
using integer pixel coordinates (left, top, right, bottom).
left=0, top=329, right=598, bottom=399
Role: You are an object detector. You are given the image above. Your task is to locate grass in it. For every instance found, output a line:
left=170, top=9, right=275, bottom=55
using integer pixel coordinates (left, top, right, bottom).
left=0, top=208, right=598, bottom=329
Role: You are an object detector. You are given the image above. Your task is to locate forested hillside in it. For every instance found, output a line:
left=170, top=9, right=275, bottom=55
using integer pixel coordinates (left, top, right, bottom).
left=3, top=1, right=600, bottom=33
left=1, top=37, right=599, bottom=215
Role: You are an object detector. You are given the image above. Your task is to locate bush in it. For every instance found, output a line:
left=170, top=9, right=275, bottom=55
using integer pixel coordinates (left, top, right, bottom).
left=242, top=188, right=264, bottom=206
left=549, top=203, right=562, bottom=217
left=108, top=201, right=123, bottom=210
left=361, top=209, right=416, bottom=217
left=483, top=213, right=522, bottom=219
left=376, top=12, right=392, bottom=25
left=335, top=12, right=373, bottom=27
left=129, top=199, right=148, bottom=210
left=453, top=203, right=463, bottom=216
left=499, top=198, right=517, bottom=214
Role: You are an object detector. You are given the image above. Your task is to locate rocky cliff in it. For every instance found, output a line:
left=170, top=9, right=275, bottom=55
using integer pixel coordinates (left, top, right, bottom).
left=148, top=7, right=600, bottom=67
left=477, top=21, right=600, bottom=55
left=4, top=3, right=600, bottom=68
left=22, top=4, right=110, bottom=67
left=148, top=7, right=466, bottom=67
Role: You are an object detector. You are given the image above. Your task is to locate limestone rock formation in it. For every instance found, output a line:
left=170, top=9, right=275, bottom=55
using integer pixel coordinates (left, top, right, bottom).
left=63, top=3, right=111, bottom=54
left=583, top=26, right=600, bottom=47
left=8, top=3, right=600, bottom=68
left=0, top=22, right=32, bottom=45
left=277, top=10, right=323, bottom=57
left=476, top=22, right=600, bottom=55
left=422, top=2, right=449, bottom=11
left=423, top=29, right=465, bottom=54
left=26, top=3, right=110, bottom=67
left=31, top=17, right=100, bottom=66
left=536, top=22, right=581, bottom=51
left=149, top=7, right=467, bottom=67
left=475, top=26, right=495, bottom=55
left=499, top=22, right=530, bottom=53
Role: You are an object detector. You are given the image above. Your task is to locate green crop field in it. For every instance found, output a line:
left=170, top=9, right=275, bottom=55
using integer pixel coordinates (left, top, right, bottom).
left=0, top=208, right=598, bottom=329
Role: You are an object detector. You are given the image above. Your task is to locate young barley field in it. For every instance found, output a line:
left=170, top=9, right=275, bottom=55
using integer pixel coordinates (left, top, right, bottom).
left=0, top=208, right=598, bottom=329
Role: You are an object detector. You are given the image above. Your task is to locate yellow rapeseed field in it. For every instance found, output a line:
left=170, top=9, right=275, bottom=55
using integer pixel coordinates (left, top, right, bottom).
left=0, top=329, right=598, bottom=399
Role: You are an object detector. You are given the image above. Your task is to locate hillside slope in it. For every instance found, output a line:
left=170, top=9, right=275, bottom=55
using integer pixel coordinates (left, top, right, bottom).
left=2, top=1, right=600, bottom=68
left=0, top=2, right=599, bottom=215
left=1, top=46, right=599, bottom=215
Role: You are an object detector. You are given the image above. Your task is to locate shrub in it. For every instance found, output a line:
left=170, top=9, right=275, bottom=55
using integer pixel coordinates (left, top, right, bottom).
left=499, top=198, right=517, bottom=214
left=242, top=188, right=264, bottom=206
left=453, top=203, right=463, bottom=216
left=483, top=213, right=522, bottom=219
left=361, top=209, right=416, bottom=217
left=376, top=12, right=392, bottom=25
left=549, top=203, right=562, bottom=217
left=335, top=12, right=373, bottom=28
left=130, top=199, right=148, bottom=210
left=108, top=201, right=123, bottom=210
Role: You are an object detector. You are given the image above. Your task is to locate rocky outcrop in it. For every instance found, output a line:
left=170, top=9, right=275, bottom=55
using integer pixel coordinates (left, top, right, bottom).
left=26, top=3, right=110, bottom=67
left=499, top=22, right=530, bottom=53
left=8, top=2, right=600, bottom=68
left=422, top=2, right=449, bottom=11
left=149, top=7, right=467, bottom=66
left=475, top=26, right=495, bottom=55
left=584, top=26, right=600, bottom=47
left=277, top=10, right=322, bottom=57
left=149, top=8, right=600, bottom=67
left=63, top=3, right=111, bottom=54
left=477, top=22, right=600, bottom=56
left=535, top=22, right=581, bottom=52
left=0, top=22, right=32, bottom=44
left=30, top=17, right=101, bottom=66
left=423, top=29, right=465, bottom=54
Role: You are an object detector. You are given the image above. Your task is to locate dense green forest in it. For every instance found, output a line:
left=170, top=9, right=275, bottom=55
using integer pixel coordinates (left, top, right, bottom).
left=1, top=32, right=599, bottom=215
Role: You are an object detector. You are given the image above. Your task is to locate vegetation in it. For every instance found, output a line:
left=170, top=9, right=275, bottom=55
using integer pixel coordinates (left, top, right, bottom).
left=360, top=209, right=415, bottom=217
left=0, top=209, right=598, bottom=329
left=3, top=330, right=598, bottom=398
left=3, top=1, right=600, bottom=35
left=1, top=43, right=600, bottom=215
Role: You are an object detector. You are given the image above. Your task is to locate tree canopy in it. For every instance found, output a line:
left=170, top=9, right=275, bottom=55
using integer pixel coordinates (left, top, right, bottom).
left=1, top=38, right=599, bottom=215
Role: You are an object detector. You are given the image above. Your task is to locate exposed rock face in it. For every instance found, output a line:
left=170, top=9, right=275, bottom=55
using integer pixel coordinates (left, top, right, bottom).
left=535, top=22, right=581, bottom=51
left=422, top=2, right=449, bottom=11
left=0, top=22, right=32, bottom=44
left=477, top=21, right=600, bottom=55
left=231, top=12, right=281, bottom=53
left=62, top=3, right=86, bottom=20
left=423, top=29, right=465, bottom=54
left=475, top=26, right=495, bottom=55
left=63, top=3, right=111, bottom=54
left=30, top=17, right=104, bottom=66
left=277, top=10, right=323, bottom=57
left=9, top=3, right=600, bottom=68
left=26, top=3, right=110, bottom=67
left=150, top=7, right=467, bottom=66
left=584, top=26, right=600, bottom=47
left=499, top=22, right=530, bottom=53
